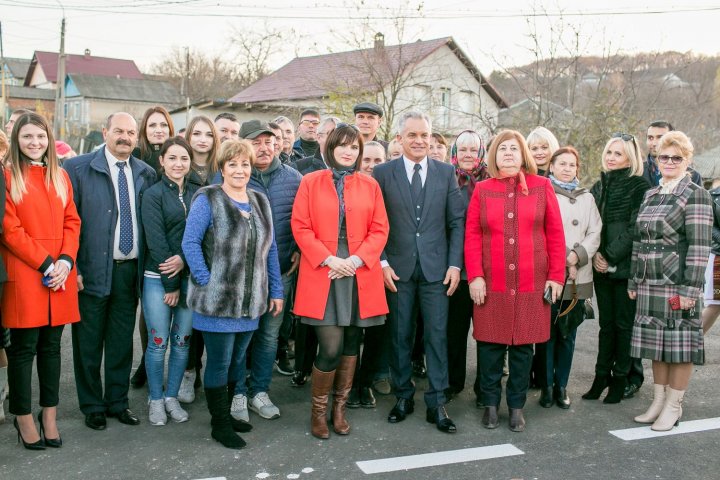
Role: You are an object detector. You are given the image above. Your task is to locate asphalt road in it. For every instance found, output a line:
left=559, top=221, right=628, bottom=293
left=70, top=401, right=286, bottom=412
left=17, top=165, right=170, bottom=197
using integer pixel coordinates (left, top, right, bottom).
left=1, top=316, right=719, bottom=480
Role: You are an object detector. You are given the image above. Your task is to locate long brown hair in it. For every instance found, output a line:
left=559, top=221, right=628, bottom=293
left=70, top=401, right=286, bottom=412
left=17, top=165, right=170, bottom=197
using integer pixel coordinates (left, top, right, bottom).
left=184, top=115, right=220, bottom=174
left=138, top=106, right=175, bottom=160
left=8, top=112, right=68, bottom=205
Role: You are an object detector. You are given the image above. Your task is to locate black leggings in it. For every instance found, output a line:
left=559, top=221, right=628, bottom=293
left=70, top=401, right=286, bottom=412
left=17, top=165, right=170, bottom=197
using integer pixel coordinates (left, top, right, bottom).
left=314, top=325, right=361, bottom=372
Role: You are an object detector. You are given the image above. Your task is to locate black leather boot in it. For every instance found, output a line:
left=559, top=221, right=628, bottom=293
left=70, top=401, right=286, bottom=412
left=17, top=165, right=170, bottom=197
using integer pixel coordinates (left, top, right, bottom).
left=582, top=374, right=610, bottom=400
left=603, top=375, right=626, bottom=404
left=205, top=385, right=246, bottom=449
left=539, top=387, right=554, bottom=408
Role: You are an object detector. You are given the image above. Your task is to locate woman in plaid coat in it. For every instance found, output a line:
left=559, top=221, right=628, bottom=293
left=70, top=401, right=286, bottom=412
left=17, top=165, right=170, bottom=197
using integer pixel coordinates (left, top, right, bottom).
left=628, top=131, right=712, bottom=431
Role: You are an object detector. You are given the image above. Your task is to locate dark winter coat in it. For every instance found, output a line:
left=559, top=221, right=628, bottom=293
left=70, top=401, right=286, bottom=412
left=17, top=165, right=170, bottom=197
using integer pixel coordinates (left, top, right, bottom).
left=141, top=174, right=202, bottom=293
left=710, top=187, right=720, bottom=255
left=590, top=168, right=651, bottom=279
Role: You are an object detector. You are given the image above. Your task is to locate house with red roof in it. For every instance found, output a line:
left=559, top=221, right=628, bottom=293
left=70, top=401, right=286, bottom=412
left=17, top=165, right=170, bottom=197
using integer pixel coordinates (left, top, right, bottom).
left=24, top=49, right=144, bottom=89
left=170, top=35, right=506, bottom=136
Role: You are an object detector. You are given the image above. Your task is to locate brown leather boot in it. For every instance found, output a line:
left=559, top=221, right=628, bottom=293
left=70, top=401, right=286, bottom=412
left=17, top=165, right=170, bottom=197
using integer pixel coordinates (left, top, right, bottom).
left=332, top=355, right=357, bottom=435
left=310, top=366, right=336, bottom=439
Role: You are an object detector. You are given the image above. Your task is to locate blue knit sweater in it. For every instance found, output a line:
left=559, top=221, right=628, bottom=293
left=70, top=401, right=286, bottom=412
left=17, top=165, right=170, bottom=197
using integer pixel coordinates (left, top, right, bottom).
left=182, top=193, right=282, bottom=333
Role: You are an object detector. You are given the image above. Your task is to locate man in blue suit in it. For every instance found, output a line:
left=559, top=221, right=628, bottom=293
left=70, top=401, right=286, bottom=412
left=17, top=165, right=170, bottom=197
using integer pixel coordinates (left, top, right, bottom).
left=64, top=112, right=156, bottom=430
left=372, top=111, right=465, bottom=433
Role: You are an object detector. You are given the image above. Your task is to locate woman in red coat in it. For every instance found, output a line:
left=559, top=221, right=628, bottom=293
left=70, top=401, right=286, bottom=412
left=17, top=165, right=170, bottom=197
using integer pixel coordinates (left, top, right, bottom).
left=292, top=124, right=389, bottom=439
left=465, top=129, right=565, bottom=432
left=1, top=112, right=81, bottom=449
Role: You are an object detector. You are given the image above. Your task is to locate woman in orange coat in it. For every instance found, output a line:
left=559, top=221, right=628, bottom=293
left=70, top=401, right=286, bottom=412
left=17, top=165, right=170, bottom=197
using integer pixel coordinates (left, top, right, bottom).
left=1, top=112, right=81, bottom=450
left=291, top=124, right=389, bottom=439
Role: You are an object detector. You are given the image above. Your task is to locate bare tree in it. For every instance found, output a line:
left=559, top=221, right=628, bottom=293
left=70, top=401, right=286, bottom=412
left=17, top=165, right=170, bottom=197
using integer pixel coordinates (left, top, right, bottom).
left=230, top=22, right=288, bottom=87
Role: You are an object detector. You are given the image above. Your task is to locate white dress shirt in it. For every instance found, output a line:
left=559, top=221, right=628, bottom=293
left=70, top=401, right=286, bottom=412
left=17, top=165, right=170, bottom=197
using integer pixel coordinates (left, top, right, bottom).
left=403, top=156, right=428, bottom=187
left=105, top=148, right=139, bottom=260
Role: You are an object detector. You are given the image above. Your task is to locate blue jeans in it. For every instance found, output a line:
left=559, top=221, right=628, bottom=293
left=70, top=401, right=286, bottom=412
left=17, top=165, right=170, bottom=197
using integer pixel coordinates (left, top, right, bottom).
left=142, top=276, right=193, bottom=401
left=236, top=272, right=294, bottom=397
left=202, top=331, right=254, bottom=389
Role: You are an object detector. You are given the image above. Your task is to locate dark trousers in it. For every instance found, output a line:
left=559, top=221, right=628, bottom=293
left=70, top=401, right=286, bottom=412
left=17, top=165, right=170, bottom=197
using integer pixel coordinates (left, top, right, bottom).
left=293, top=321, right=317, bottom=374
left=594, top=274, right=636, bottom=378
left=355, top=323, right=390, bottom=388
left=72, top=260, right=138, bottom=415
left=477, top=341, right=533, bottom=409
left=446, top=280, right=473, bottom=393
left=628, top=358, right=645, bottom=387
left=7, top=325, right=65, bottom=415
left=387, top=262, right=449, bottom=409
left=540, top=299, right=583, bottom=388
left=185, top=328, right=205, bottom=372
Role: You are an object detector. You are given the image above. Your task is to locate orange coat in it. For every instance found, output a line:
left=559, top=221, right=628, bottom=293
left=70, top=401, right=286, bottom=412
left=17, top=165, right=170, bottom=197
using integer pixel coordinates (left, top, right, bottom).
left=1, top=167, right=81, bottom=328
left=292, top=170, right=389, bottom=320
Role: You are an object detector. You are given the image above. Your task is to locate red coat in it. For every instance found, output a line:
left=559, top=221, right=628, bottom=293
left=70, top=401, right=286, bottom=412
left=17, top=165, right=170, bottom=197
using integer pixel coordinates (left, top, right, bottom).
left=464, top=174, right=565, bottom=345
left=1, top=167, right=81, bottom=329
left=292, top=170, right=389, bottom=320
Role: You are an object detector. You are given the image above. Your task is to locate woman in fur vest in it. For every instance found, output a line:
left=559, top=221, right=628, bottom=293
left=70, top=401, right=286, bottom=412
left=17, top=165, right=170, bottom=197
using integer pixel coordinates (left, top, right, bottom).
left=292, top=124, right=389, bottom=439
left=182, top=139, right=283, bottom=449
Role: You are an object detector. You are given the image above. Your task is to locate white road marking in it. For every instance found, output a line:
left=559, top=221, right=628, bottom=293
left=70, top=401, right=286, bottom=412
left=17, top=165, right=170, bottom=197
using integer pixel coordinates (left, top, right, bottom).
left=609, top=417, right=720, bottom=440
left=355, top=444, right=524, bottom=474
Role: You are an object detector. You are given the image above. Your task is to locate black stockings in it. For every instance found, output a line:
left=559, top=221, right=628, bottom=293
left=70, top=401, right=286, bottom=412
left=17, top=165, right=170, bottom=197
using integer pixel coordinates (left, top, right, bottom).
left=314, top=325, right=361, bottom=372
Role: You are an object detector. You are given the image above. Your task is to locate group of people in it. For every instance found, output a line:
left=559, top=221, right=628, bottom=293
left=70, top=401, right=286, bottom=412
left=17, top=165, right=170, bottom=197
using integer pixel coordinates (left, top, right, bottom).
left=0, top=100, right=716, bottom=451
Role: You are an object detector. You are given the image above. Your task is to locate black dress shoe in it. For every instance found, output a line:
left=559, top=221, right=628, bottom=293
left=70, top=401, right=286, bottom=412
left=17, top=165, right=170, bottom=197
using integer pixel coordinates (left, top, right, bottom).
left=85, top=412, right=107, bottom=431
left=623, top=383, right=641, bottom=399
left=108, top=408, right=140, bottom=426
left=426, top=406, right=457, bottom=433
left=387, top=398, right=414, bottom=423
left=360, top=387, right=376, bottom=408
left=555, top=387, right=571, bottom=409
left=509, top=408, right=526, bottom=432
left=481, top=406, right=499, bottom=429
left=290, top=371, right=307, bottom=387
left=412, top=360, right=427, bottom=379
left=539, top=387, right=554, bottom=408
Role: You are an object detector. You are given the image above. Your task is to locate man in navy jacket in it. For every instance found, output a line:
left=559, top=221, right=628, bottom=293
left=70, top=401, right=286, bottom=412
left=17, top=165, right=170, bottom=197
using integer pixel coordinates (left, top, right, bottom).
left=64, top=112, right=156, bottom=430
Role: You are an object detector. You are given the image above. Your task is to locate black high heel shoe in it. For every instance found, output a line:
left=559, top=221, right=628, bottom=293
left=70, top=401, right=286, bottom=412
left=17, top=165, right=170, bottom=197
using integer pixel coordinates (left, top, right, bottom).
left=38, top=410, right=62, bottom=448
left=13, top=417, right=46, bottom=450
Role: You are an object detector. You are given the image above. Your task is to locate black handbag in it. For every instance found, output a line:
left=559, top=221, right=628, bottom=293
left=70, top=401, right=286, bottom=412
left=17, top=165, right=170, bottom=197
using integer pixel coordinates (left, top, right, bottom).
left=553, top=280, right=586, bottom=338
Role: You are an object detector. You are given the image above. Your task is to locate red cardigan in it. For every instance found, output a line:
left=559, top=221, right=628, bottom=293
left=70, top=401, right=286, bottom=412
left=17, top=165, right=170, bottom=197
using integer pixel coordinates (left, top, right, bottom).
left=291, top=170, right=389, bottom=320
left=1, top=167, right=81, bottom=329
left=464, top=174, right=565, bottom=345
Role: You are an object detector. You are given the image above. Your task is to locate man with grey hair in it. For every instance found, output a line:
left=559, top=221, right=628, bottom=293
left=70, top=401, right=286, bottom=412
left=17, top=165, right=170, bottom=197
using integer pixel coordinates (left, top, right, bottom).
left=293, top=116, right=340, bottom=175
left=273, top=116, right=304, bottom=165
left=372, top=110, right=465, bottom=434
left=64, top=112, right=157, bottom=430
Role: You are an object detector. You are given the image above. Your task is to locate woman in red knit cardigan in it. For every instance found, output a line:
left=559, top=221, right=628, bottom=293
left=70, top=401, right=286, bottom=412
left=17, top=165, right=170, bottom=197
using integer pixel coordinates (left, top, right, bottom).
left=465, top=129, right=566, bottom=432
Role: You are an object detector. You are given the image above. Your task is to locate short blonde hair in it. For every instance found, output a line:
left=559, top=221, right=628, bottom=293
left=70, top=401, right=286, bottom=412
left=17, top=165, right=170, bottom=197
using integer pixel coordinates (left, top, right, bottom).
left=600, top=134, right=644, bottom=176
left=217, top=139, right=256, bottom=172
left=658, top=131, right=693, bottom=162
left=526, top=126, right=560, bottom=154
left=486, top=129, right=538, bottom=178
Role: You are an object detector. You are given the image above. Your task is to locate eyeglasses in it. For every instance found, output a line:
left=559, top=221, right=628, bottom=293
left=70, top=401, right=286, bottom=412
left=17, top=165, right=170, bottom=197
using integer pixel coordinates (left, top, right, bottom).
left=611, top=132, right=636, bottom=143
left=657, top=154, right=685, bottom=165
left=300, top=119, right=320, bottom=127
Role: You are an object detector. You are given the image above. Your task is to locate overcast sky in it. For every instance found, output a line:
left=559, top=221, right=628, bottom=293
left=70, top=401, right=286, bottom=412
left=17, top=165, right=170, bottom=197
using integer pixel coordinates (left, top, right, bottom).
left=1, top=0, right=719, bottom=74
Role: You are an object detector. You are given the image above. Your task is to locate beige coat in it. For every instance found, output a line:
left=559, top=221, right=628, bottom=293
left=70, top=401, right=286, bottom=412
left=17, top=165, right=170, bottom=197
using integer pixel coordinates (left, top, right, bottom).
left=553, top=184, right=602, bottom=300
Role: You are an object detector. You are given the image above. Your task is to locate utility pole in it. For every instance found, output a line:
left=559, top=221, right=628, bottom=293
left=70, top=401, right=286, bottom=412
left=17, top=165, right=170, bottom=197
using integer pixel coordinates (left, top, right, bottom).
left=0, top=21, right=6, bottom=127
left=53, top=13, right=66, bottom=139
left=184, top=46, right=190, bottom=127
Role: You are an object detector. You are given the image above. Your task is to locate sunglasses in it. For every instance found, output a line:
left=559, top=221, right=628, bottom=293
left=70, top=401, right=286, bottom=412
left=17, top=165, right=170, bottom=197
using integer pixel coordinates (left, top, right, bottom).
left=657, top=154, right=685, bottom=165
left=300, top=119, right=320, bottom=127
left=611, top=132, right=636, bottom=143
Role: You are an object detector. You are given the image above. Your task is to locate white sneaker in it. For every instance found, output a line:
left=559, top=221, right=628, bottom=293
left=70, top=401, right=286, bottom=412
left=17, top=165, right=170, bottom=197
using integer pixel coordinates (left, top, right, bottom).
left=178, top=371, right=196, bottom=404
left=249, top=392, right=280, bottom=419
left=164, top=397, right=189, bottom=423
left=230, top=393, right=249, bottom=422
left=148, top=399, right=167, bottom=426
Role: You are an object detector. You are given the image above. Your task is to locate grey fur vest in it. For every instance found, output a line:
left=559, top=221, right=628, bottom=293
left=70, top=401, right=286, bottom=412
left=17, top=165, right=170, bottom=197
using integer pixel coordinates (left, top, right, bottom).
left=187, top=185, right=274, bottom=319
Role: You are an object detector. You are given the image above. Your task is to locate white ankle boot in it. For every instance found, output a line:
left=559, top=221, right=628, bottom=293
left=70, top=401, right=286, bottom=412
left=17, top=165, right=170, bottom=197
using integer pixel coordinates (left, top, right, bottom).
left=651, top=387, right=684, bottom=431
left=634, top=384, right=666, bottom=424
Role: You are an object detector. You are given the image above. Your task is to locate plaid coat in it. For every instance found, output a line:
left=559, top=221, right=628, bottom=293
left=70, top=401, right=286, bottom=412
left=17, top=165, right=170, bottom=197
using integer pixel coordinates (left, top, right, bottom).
left=629, top=175, right=713, bottom=363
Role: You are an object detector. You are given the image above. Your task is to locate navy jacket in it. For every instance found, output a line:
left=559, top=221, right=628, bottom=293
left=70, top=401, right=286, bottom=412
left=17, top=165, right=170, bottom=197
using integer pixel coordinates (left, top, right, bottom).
left=248, top=162, right=302, bottom=273
left=63, top=148, right=157, bottom=297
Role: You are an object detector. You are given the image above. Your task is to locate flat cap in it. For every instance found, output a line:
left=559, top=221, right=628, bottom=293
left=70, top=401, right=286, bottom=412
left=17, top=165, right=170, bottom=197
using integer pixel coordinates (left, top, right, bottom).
left=353, top=102, right=384, bottom=117
left=239, top=119, right=275, bottom=140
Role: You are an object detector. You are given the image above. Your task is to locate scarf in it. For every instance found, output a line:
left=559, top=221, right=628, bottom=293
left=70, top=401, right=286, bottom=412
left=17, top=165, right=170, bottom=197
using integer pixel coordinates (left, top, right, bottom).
left=500, top=169, right=529, bottom=195
left=659, top=174, right=686, bottom=194
left=332, top=166, right=355, bottom=229
left=450, top=130, right=487, bottom=198
left=549, top=174, right=580, bottom=191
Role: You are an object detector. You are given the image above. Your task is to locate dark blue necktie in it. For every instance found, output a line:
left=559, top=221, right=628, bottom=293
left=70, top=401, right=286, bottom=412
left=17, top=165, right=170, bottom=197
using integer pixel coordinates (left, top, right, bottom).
left=411, top=163, right=422, bottom=204
left=116, top=162, right=133, bottom=255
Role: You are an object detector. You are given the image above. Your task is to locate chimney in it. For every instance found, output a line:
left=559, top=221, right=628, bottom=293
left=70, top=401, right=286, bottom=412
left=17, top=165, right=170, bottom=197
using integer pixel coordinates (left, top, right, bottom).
left=84, top=49, right=91, bottom=60
left=374, top=32, right=384, bottom=52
